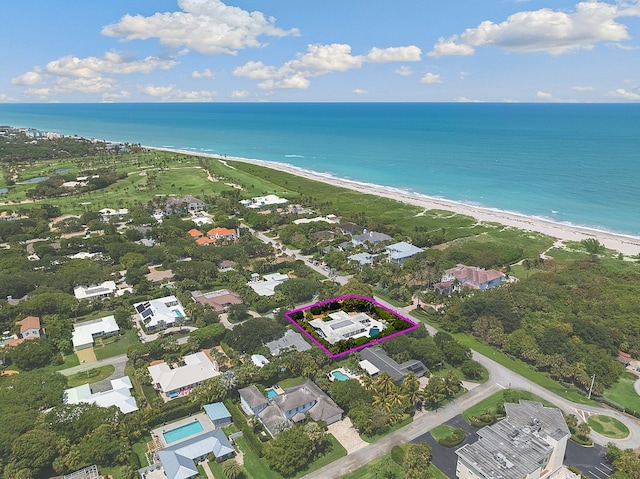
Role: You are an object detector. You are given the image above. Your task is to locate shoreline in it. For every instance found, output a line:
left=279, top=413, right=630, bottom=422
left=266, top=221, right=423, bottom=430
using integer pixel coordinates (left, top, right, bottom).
left=162, top=146, right=640, bottom=256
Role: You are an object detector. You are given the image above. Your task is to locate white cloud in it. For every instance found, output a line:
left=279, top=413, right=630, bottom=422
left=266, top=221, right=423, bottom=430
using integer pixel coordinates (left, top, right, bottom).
left=429, top=1, right=640, bottom=57
left=102, top=0, right=299, bottom=55
left=395, top=66, right=413, bottom=76
left=365, top=46, right=421, bottom=63
left=139, top=83, right=217, bottom=101
left=0, top=93, right=16, bottom=102
left=11, top=71, right=43, bottom=86
left=102, top=90, right=131, bottom=102
left=192, top=68, right=214, bottom=79
left=606, top=88, right=640, bottom=100
left=420, top=72, right=442, bottom=84
left=54, top=76, right=117, bottom=93
left=572, top=85, right=594, bottom=91
left=43, top=52, right=176, bottom=77
left=234, top=43, right=420, bottom=90
left=23, top=87, right=54, bottom=100
left=352, top=88, right=368, bottom=95
left=455, top=96, right=481, bottom=102
left=459, top=71, right=468, bottom=80
left=535, top=90, right=555, bottom=100
left=229, top=90, right=250, bottom=98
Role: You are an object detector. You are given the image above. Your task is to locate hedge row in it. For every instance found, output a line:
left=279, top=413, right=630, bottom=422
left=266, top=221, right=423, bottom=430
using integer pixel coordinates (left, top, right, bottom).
left=148, top=396, right=201, bottom=428
left=224, top=399, right=265, bottom=457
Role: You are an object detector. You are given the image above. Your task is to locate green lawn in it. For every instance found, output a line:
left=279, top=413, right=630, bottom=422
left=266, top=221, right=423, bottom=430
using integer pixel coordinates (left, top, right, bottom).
left=94, top=330, right=138, bottom=360
left=341, top=449, right=446, bottom=479
left=361, top=416, right=413, bottom=443
left=66, top=364, right=115, bottom=387
left=462, top=389, right=553, bottom=424
left=430, top=424, right=457, bottom=441
left=587, top=414, right=630, bottom=439
left=42, top=353, right=80, bottom=372
left=604, top=372, right=640, bottom=413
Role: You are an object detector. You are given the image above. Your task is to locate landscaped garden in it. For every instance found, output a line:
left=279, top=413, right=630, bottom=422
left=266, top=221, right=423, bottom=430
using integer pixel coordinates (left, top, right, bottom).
left=587, top=414, right=629, bottom=439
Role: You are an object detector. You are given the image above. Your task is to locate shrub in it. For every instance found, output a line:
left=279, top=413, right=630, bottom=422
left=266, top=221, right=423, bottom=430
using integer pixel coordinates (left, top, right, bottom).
left=391, top=445, right=405, bottom=465
left=438, top=428, right=466, bottom=447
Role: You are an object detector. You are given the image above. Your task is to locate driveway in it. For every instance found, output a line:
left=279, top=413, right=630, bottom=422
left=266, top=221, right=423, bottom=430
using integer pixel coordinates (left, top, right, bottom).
left=59, top=353, right=128, bottom=377
left=328, top=417, right=367, bottom=454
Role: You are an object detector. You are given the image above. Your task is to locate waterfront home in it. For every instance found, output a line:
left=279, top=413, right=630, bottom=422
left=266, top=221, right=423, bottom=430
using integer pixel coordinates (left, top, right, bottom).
left=148, top=351, right=219, bottom=399
left=351, top=230, right=393, bottom=246
left=240, top=194, right=288, bottom=210
left=385, top=241, right=424, bottom=265
left=434, top=264, right=505, bottom=294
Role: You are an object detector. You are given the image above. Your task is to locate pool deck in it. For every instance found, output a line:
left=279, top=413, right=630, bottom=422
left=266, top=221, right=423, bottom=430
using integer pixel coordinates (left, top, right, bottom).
left=150, top=412, right=214, bottom=448
left=328, top=367, right=360, bottom=382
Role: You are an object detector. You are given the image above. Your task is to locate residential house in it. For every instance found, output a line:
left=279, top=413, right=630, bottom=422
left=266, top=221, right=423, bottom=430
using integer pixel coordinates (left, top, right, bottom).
left=218, top=260, right=236, bottom=272
left=74, top=280, right=117, bottom=301
left=72, top=315, right=119, bottom=350
left=188, top=228, right=203, bottom=239
left=351, top=230, right=393, bottom=246
left=455, top=400, right=571, bottom=479
left=247, top=272, right=289, bottom=297
left=309, top=311, right=386, bottom=345
left=240, top=194, right=288, bottom=210
left=64, top=376, right=138, bottom=414
left=359, top=346, right=427, bottom=381
left=336, top=221, right=363, bottom=236
left=617, top=351, right=632, bottom=367
left=148, top=351, right=219, bottom=399
left=157, top=430, right=234, bottom=479
left=385, top=241, right=424, bottom=265
left=347, top=252, right=376, bottom=266
left=134, top=295, right=187, bottom=330
left=204, top=402, right=232, bottom=427
left=251, top=354, right=270, bottom=368
left=310, top=230, right=336, bottom=241
left=164, top=195, right=206, bottom=215
left=434, top=264, right=505, bottom=294
left=16, top=316, right=41, bottom=339
left=239, top=380, right=343, bottom=436
left=145, top=266, right=175, bottom=283
left=206, top=227, right=238, bottom=244
left=62, top=465, right=101, bottom=479
left=191, top=289, right=243, bottom=313
left=99, top=208, right=128, bottom=222
left=265, top=330, right=312, bottom=356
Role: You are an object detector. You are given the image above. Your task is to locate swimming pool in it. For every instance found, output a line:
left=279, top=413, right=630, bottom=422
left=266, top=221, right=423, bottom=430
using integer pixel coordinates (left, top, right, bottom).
left=163, top=420, right=204, bottom=444
left=173, top=309, right=184, bottom=317
left=266, top=387, right=279, bottom=399
left=331, top=370, right=350, bottom=381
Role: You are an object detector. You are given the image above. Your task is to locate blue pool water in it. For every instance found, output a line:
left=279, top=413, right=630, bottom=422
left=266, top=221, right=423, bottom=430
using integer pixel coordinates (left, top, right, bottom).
left=369, top=327, right=380, bottom=337
left=266, top=388, right=279, bottom=399
left=22, top=176, right=49, bottom=183
left=163, top=420, right=204, bottom=444
left=173, top=309, right=183, bottom=317
left=331, top=370, right=350, bottom=381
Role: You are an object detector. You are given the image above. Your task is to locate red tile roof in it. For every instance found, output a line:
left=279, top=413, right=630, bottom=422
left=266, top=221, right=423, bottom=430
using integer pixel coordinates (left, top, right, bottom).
left=16, top=316, right=40, bottom=334
left=188, top=228, right=204, bottom=237
left=207, top=227, right=236, bottom=238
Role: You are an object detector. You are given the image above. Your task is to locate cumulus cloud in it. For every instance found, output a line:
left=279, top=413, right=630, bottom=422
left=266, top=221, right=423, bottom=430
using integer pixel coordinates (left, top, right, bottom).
left=42, top=52, right=176, bottom=77
left=607, top=87, right=640, bottom=100
left=192, top=68, right=215, bottom=79
left=420, top=72, right=442, bottom=84
left=0, top=93, right=16, bottom=102
left=429, top=1, right=640, bottom=57
left=23, top=88, right=54, bottom=100
left=352, top=88, right=368, bottom=95
left=102, top=90, right=131, bottom=102
left=229, top=90, right=250, bottom=99
left=535, top=90, right=555, bottom=100
left=139, top=83, right=217, bottom=101
left=102, top=0, right=299, bottom=55
left=459, top=71, right=469, bottom=80
left=11, top=71, right=43, bottom=86
left=234, top=43, right=421, bottom=89
left=395, top=66, right=413, bottom=76
left=572, top=85, right=594, bottom=91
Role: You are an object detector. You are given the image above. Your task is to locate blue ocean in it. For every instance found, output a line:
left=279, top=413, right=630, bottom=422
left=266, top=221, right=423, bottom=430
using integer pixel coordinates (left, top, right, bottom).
left=0, top=103, right=638, bottom=237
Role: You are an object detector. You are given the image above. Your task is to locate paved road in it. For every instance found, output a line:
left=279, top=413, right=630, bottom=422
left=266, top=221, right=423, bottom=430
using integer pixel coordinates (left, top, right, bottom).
left=302, top=298, right=640, bottom=478
left=59, top=353, right=128, bottom=376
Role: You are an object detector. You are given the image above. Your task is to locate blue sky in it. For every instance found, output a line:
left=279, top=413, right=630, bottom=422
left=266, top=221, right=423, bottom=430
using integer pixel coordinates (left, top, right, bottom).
left=1, top=0, right=639, bottom=102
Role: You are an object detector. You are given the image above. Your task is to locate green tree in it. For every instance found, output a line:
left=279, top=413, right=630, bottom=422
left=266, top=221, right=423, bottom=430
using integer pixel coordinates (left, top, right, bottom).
left=264, top=426, right=314, bottom=477
left=222, top=459, right=244, bottom=479
left=402, top=443, right=432, bottom=479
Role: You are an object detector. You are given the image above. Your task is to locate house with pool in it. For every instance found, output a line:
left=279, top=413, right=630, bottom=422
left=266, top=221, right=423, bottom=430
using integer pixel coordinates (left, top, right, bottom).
left=308, top=311, right=386, bottom=344
left=134, top=295, right=187, bottom=330
left=239, top=380, right=343, bottom=436
left=148, top=352, right=219, bottom=400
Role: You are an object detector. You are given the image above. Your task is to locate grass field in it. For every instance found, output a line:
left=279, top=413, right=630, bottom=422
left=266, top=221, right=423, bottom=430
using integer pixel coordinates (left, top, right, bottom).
left=94, top=330, right=138, bottom=360
left=588, top=414, right=630, bottom=439
left=604, top=372, right=640, bottom=413
left=430, top=424, right=458, bottom=441
left=462, top=389, right=553, bottom=423
left=341, top=449, right=447, bottom=479
left=66, top=364, right=115, bottom=387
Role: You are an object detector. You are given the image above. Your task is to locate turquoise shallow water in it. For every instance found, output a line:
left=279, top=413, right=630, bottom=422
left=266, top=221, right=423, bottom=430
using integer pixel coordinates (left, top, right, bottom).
left=1, top=103, right=638, bottom=236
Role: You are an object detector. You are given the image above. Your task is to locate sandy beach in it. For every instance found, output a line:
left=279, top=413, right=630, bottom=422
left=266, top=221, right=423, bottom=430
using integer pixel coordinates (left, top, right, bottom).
left=154, top=147, right=640, bottom=256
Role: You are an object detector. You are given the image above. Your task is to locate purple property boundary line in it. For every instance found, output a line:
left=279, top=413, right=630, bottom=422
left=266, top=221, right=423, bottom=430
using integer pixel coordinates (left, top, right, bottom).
left=284, top=295, right=418, bottom=359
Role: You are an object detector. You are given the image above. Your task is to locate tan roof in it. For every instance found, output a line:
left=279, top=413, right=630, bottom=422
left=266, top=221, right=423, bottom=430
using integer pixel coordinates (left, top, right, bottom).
left=446, top=264, right=504, bottom=285
left=16, top=316, right=40, bottom=334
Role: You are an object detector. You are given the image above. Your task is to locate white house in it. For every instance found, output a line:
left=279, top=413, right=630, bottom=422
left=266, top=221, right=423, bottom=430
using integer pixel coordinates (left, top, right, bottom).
left=74, top=280, right=117, bottom=300
left=385, top=241, right=424, bottom=265
left=134, top=295, right=187, bottom=330
left=72, top=315, right=119, bottom=350
left=347, top=252, right=377, bottom=266
left=309, top=311, right=386, bottom=344
left=247, top=272, right=289, bottom=297
left=64, top=376, right=138, bottom=414
left=99, top=208, right=128, bottom=222
left=240, top=194, right=288, bottom=210
left=148, top=352, right=219, bottom=399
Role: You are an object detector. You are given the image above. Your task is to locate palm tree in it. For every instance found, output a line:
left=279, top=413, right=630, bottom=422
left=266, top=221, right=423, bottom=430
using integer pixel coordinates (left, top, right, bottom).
left=443, top=372, right=462, bottom=398
left=373, top=372, right=396, bottom=396
left=401, top=372, right=421, bottom=404
left=577, top=421, right=591, bottom=439
left=222, top=459, right=243, bottom=479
